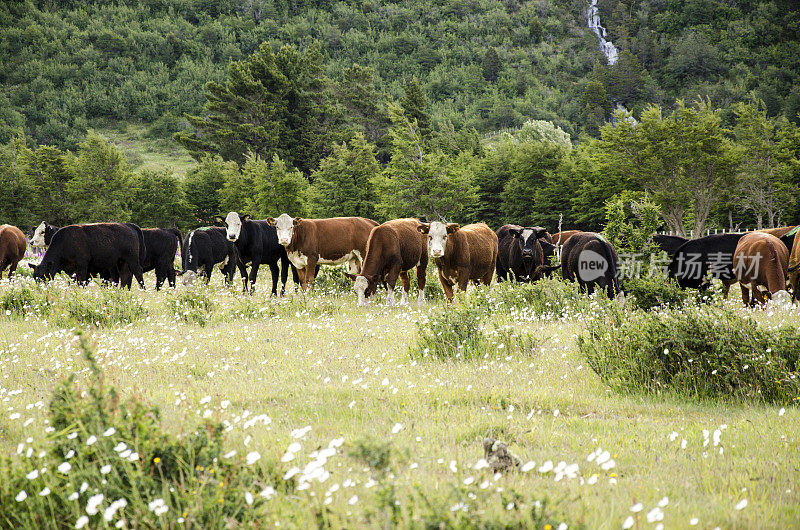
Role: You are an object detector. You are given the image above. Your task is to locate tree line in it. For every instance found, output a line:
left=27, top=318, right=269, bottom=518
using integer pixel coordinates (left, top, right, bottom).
left=2, top=42, right=798, bottom=236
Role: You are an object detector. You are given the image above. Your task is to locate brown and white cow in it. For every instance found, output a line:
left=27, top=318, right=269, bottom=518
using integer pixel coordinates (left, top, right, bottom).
left=0, top=224, right=26, bottom=279
left=266, top=214, right=378, bottom=291
left=416, top=221, right=498, bottom=301
left=733, top=231, right=790, bottom=307
left=354, top=218, right=428, bottom=306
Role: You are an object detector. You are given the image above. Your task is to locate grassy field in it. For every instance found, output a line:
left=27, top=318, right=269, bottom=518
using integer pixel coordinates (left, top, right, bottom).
left=1, top=265, right=798, bottom=528
left=95, top=123, right=197, bottom=178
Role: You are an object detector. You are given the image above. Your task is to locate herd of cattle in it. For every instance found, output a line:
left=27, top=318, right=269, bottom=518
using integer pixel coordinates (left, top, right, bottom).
left=0, top=215, right=798, bottom=307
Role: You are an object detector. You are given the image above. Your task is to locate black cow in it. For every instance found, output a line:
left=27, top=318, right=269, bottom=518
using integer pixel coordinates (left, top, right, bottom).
left=652, top=234, right=688, bottom=258
left=29, top=223, right=145, bottom=289
left=496, top=224, right=549, bottom=282
left=667, top=233, right=745, bottom=296
left=180, top=227, right=238, bottom=285
left=218, top=212, right=292, bottom=295
left=141, top=228, right=182, bottom=290
left=561, top=232, right=620, bottom=298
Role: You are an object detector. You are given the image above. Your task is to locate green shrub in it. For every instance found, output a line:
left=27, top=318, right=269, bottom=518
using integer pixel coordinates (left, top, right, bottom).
left=312, top=266, right=353, bottom=295
left=58, top=290, right=147, bottom=327
left=410, top=303, right=537, bottom=360
left=0, top=332, right=285, bottom=527
left=167, top=290, right=214, bottom=326
left=466, top=278, right=591, bottom=317
left=623, top=274, right=688, bottom=310
left=1, top=284, right=51, bottom=318
left=578, top=306, right=800, bottom=404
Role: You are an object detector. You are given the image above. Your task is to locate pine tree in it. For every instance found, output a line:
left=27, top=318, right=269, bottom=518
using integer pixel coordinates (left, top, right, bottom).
left=399, top=77, right=431, bottom=139
left=249, top=154, right=310, bottom=218
left=130, top=170, right=189, bottom=228
left=482, top=48, right=502, bottom=83
left=309, top=133, right=379, bottom=219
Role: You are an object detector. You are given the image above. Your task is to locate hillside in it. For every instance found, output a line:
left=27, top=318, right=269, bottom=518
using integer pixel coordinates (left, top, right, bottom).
left=2, top=0, right=799, bottom=151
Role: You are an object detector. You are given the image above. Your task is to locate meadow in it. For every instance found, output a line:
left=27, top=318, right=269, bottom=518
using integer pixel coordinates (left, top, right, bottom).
left=0, top=265, right=798, bottom=528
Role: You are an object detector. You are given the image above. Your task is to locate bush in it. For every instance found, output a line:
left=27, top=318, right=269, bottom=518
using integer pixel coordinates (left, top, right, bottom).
left=167, top=290, right=214, bottom=326
left=312, top=265, right=353, bottom=295
left=410, top=303, right=537, bottom=361
left=58, top=289, right=147, bottom=327
left=578, top=306, right=800, bottom=404
left=0, top=332, right=285, bottom=527
left=623, top=274, right=688, bottom=311
left=1, top=284, right=51, bottom=318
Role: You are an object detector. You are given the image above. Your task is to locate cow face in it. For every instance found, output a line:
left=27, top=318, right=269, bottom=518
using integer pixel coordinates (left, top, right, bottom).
left=219, top=212, right=249, bottom=242
left=28, top=261, right=54, bottom=282
left=268, top=213, right=298, bottom=247
left=31, top=222, right=47, bottom=248
left=353, top=274, right=378, bottom=305
left=418, top=222, right=459, bottom=258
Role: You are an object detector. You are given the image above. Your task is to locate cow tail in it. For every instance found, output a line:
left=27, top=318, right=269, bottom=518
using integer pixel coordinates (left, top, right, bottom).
left=602, top=240, right=621, bottom=297
left=168, top=228, right=183, bottom=257
left=133, top=225, right=146, bottom=263
left=765, top=241, right=787, bottom=293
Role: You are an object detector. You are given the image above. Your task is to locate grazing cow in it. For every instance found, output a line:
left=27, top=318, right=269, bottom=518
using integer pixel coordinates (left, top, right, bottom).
left=0, top=225, right=26, bottom=279
left=667, top=233, right=745, bottom=296
left=180, top=227, right=238, bottom=285
left=267, top=214, right=378, bottom=291
left=551, top=230, right=582, bottom=246
left=28, top=223, right=145, bottom=288
left=561, top=232, right=620, bottom=298
left=354, top=218, right=428, bottom=306
left=652, top=234, right=688, bottom=258
left=776, top=226, right=800, bottom=304
left=496, top=224, right=549, bottom=282
left=31, top=221, right=59, bottom=249
left=416, top=221, right=498, bottom=301
left=733, top=231, right=790, bottom=306
left=141, top=228, right=182, bottom=290
left=217, top=212, right=291, bottom=295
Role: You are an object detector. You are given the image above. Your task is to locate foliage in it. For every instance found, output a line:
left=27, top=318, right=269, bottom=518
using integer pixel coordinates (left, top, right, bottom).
left=623, top=275, right=688, bottom=311
left=309, top=133, right=379, bottom=219
left=0, top=332, right=281, bottom=527
left=579, top=306, right=800, bottom=404
left=129, top=170, right=188, bottom=229
left=602, top=191, right=662, bottom=256
left=167, top=290, right=215, bottom=326
left=465, top=278, right=592, bottom=318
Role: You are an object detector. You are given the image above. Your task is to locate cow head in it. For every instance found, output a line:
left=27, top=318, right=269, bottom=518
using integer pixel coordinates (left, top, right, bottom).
left=217, top=212, right=250, bottom=242
left=267, top=213, right=299, bottom=247
left=508, top=227, right=546, bottom=259
left=28, top=261, right=54, bottom=282
left=418, top=221, right=459, bottom=258
left=31, top=222, right=49, bottom=248
left=353, top=274, right=379, bottom=305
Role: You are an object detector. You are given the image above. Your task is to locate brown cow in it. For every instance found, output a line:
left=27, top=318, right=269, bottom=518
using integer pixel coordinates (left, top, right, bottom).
left=266, top=214, right=378, bottom=291
left=354, top=218, right=428, bottom=306
left=551, top=230, right=582, bottom=246
left=786, top=229, right=800, bottom=304
left=733, top=232, right=790, bottom=307
left=0, top=224, right=27, bottom=279
left=759, top=226, right=797, bottom=238
left=417, top=221, right=498, bottom=301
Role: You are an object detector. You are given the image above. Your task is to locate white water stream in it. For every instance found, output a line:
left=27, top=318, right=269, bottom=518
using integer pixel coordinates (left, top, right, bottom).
left=587, top=0, right=618, bottom=65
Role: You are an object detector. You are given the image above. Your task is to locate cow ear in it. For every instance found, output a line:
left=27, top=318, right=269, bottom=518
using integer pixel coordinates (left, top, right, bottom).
left=214, top=216, right=224, bottom=224
left=242, top=215, right=251, bottom=221
left=29, top=263, right=37, bottom=270
left=509, top=228, right=520, bottom=238
left=266, top=217, right=276, bottom=226
left=446, top=223, right=460, bottom=234
left=417, top=223, right=430, bottom=234
left=293, top=217, right=303, bottom=226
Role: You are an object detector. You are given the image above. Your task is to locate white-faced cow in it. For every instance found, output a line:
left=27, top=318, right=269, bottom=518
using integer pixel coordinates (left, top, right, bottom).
left=29, top=223, right=146, bottom=289
left=180, top=227, right=238, bottom=286
left=561, top=232, right=620, bottom=299
left=31, top=221, right=60, bottom=249
left=0, top=224, right=26, bottom=279
left=217, top=212, right=292, bottom=295
left=417, top=221, right=498, bottom=301
left=496, top=224, right=550, bottom=282
left=354, top=218, right=428, bottom=306
left=733, top=231, right=790, bottom=307
left=266, top=214, right=378, bottom=291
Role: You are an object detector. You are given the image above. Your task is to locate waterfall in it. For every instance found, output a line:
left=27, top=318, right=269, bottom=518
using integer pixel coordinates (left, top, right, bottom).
left=586, top=0, right=618, bottom=65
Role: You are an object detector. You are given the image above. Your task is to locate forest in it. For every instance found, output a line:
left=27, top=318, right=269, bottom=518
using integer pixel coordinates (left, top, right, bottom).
left=1, top=0, right=799, bottom=233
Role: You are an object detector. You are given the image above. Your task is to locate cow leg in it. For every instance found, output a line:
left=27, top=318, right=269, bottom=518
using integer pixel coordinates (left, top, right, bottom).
left=438, top=271, right=455, bottom=301
left=237, top=261, right=249, bottom=293
left=384, top=266, right=401, bottom=306
left=398, top=270, right=411, bottom=305
left=752, top=286, right=766, bottom=306
left=457, top=270, right=470, bottom=295
left=304, top=258, right=319, bottom=291
left=154, top=265, right=165, bottom=291
left=76, top=265, right=90, bottom=286
left=247, top=262, right=261, bottom=295
left=125, top=257, right=145, bottom=290
left=721, top=279, right=735, bottom=299
left=481, top=269, right=494, bottom=286
left=496, top=265, right=507, bottom=282
left=280, top=258, right=290, bottom=296
left=167, top=263, right=176, bottom=289
left=268, top=261, right=280, bottom=296
left=416, top=264, right=427, bottom=305
left=740, top=284, right=751, bottom=306
left=8, top=260, right=18, bottom=279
